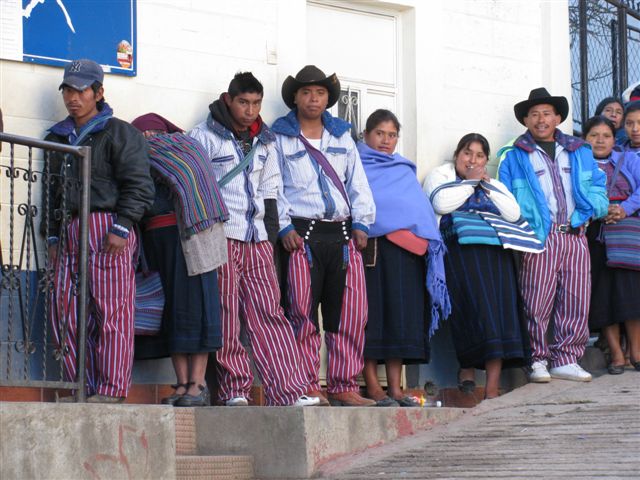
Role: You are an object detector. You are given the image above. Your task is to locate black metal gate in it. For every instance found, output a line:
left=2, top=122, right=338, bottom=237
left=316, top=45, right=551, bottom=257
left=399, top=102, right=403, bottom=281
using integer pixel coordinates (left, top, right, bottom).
left=0, top=132, right=91, bottom=401
left=570, top=0, right=640, bottom=132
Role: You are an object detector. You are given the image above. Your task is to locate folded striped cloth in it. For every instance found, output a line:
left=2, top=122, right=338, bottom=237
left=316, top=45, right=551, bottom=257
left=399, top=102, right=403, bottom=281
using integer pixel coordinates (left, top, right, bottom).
left=451, top=211, right=501, bottom=246
left=479, top=212, right=545, bottom=253
left=147, top=133, right=229, bottom=236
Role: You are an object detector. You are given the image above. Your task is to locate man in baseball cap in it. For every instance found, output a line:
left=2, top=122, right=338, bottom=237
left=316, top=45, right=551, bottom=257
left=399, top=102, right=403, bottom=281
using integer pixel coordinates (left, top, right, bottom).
left=59, top=59, right=104, bottom=91
left=44, top=58, right=154, bottom=403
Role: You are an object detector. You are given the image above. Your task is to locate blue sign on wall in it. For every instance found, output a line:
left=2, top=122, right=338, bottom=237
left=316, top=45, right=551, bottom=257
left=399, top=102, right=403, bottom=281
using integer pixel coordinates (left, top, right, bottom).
left=21, top=0, right=136, bottom=76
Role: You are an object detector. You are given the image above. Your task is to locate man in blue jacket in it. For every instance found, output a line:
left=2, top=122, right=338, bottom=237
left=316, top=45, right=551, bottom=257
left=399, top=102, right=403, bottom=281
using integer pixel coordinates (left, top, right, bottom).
left=499, top=88, right=608, bottom=383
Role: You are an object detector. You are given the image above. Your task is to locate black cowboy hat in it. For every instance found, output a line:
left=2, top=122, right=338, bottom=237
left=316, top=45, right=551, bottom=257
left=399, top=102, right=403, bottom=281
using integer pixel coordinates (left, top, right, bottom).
left=281, top=65, right=341, bottom=110
left=514, top=87, right=569, bottom=125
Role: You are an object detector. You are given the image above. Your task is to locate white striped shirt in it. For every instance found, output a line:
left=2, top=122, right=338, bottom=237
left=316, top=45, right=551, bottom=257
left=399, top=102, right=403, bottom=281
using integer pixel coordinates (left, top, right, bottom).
left=528, top=144, right=576, bottom=224
left=189, top=118, right=279, bottom=242
left=274, top=127, right=375, bottom=233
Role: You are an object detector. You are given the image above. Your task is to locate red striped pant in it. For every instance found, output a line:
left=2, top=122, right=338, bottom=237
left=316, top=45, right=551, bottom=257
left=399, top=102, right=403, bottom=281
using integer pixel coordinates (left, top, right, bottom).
left=51, top=212, right=137, bottom=397
left=215, top=239, right=308, bottom=406
left=286, top=239, right=367, bottom=393
left=519, top=230, right=591, bottom=367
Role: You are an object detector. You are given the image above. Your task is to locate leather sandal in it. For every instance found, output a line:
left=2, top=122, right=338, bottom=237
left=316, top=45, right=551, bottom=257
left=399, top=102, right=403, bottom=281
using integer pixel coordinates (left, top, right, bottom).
left=175, top=384, right=210, bottom=407
left=161, top=383, right=191, bottom=406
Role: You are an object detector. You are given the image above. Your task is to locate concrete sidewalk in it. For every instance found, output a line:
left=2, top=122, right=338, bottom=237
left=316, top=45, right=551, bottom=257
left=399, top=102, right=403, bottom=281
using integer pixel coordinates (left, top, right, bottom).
left=318, top=369, right=640, bottom=479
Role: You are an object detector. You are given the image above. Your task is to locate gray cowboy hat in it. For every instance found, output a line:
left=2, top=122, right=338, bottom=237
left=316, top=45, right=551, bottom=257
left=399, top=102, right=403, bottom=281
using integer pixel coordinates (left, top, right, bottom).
left=514, top=87, right=569, bottom=125
left=281, top=65, right=341, bottom=110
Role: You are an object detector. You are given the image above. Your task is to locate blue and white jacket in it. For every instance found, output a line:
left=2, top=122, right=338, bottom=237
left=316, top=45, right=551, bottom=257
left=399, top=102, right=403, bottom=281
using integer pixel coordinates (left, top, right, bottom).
left=498, top=129, right=608, bottom=243
left=189, top=115, right=280, bottom=243
left=271, top=110, right=375, bottom=236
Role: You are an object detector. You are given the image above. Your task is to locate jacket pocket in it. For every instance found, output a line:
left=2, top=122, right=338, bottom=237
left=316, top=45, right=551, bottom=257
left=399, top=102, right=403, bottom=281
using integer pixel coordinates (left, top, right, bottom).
left=284, top=150, right=312, bottom=188
left=212, top=154, right=234, bottom=163
left=210, top=155, right=236, bottom=180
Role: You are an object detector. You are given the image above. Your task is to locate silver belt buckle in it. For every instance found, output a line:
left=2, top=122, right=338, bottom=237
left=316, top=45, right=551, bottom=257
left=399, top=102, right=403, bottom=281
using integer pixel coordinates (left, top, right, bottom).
left=557, top=224, right=569, bottom=233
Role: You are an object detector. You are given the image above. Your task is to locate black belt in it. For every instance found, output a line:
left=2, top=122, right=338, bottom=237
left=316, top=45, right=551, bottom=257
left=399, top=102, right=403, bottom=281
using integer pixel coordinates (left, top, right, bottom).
left=291, top=218, right=352, bottom=242
left=554, top=223, right=584, bottom=235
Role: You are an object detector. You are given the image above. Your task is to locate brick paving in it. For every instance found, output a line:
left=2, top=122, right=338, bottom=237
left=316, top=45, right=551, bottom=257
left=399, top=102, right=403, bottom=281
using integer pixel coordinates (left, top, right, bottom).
left=319, top=369, right=640, bottom=480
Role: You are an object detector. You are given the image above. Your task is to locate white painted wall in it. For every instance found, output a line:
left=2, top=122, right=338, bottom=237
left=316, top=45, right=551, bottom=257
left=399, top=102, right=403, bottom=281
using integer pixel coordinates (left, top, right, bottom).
left=1, top=0, right=571, bottom=261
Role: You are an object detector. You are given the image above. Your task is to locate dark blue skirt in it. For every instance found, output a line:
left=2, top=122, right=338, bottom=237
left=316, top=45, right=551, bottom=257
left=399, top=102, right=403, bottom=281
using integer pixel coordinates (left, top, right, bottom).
left=444, top=239, right=530, bottom=369
left=135, top=224, right=222, bottom=358
left=587, top=221, right=640, bottom=328
left=363, top=236, right=430, bottom=364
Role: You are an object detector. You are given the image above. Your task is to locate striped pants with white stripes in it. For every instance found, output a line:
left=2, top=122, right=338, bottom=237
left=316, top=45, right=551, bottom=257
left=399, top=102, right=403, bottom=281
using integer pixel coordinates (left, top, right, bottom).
left=215, top=239, right=309, bottom=406
left=286, top=239, right=367, bottom=394
left=51, top=212, right=137, bottom=397
left=519, top=230, right=591, bottom=368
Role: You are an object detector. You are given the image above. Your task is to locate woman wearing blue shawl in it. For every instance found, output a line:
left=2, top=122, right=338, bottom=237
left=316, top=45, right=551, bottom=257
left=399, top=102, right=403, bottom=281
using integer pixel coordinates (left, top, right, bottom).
left=358, top=110, right=450, bottom=407
left=423, top=133, right=530, bottom=400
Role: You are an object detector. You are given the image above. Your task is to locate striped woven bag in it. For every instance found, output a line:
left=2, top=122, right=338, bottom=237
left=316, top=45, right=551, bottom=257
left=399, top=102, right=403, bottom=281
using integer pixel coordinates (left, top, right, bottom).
left=602, top=216, right=640, bottom=271
left=134, top=243, right=165, bottom=335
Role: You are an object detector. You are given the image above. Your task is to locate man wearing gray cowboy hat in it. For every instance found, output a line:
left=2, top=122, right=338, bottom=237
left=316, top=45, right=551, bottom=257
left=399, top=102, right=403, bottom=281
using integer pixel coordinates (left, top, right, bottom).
left=499, top=87, right=608, bottom=383
left=272, top=65, right=376, bottom=407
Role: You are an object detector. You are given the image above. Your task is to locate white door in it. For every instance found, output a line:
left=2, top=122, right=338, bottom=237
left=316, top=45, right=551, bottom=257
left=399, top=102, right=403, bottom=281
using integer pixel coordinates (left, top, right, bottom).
left=307, top=1, right=400, bottom=144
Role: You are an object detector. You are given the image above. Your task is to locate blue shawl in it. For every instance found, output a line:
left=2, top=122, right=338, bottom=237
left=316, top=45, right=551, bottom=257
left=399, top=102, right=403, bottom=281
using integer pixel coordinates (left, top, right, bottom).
left=357, top=142, right=451, bottom=335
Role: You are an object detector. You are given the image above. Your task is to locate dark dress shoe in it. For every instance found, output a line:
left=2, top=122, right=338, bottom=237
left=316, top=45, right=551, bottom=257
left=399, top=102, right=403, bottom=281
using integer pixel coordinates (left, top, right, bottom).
left=175, top=384, right=210, bottom=407
left=375, top=396, right=400, bottom=407
left=457, top=369, right=476, bottom=394
left=161, top=383, right=191, bottom=406
left=607, top=364, right=625, bottom=375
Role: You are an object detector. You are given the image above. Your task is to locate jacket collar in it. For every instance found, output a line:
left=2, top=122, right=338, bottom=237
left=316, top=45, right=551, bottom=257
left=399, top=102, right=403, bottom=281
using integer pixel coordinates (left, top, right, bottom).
left=49, top=103, right=114, bottom=137
left=271, top=109, right=351, bottom=138
left=206, top=114, right=275, bottom=144
left=514, top=128, right=585, bottom=153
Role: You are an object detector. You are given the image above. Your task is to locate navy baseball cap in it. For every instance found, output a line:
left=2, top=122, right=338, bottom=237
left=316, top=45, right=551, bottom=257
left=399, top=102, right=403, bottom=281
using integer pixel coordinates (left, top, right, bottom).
left=59, top=59, right=104, bottom=91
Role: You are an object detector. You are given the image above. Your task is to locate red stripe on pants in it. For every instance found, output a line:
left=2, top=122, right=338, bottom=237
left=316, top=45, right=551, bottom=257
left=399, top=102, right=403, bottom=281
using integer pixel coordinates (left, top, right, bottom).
left=50, top=212, right=136, bottom=397
left=215, top=239, right=308, bottom=406
left=519, top=230, right=591, bottom=367
left=286, top=239, right=367, bottom=393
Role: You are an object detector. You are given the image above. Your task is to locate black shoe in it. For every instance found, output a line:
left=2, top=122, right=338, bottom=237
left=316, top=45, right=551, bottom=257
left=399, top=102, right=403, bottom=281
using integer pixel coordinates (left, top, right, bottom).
left=607, top=364, right=625, bottom=375
left=161, top=383, right=191, bottom=406
left=457, top=369, right=476, bottom=394
left=175, top=384, right=210, bottom=407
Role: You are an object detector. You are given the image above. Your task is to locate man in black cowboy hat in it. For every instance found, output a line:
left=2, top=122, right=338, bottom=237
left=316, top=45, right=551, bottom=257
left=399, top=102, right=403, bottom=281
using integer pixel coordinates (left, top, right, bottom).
left=271, top=65, right=376, bottom=407
left=499, top=87, right=607, bottom=384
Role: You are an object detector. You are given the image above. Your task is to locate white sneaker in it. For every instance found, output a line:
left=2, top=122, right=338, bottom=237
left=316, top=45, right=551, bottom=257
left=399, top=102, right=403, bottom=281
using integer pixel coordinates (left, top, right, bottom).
left=225, top=396, right=249, bottom=406
left=529, top=361, right=551, bottom=383
left=549, top=363, right=592, bottom=382
left=293, top=395, right=321, bottom=407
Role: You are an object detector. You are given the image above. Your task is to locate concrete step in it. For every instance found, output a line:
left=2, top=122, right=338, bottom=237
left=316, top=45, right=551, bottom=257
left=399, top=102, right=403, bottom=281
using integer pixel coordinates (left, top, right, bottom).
left=175, top=408, right=197, bottom=455
left=176, top=455, right=254, bottom=480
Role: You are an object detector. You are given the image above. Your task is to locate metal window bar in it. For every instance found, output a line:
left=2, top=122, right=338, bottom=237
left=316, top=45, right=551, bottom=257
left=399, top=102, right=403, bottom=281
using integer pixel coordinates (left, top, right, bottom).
left=570, top=0, right=640, bottom=133
left=0, top=132, right=91, bottom=401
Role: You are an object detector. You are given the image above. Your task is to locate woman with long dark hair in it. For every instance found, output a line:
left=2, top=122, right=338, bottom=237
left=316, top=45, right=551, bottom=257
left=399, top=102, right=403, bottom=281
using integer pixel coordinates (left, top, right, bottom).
left=424, top=133, right=530, bottom=399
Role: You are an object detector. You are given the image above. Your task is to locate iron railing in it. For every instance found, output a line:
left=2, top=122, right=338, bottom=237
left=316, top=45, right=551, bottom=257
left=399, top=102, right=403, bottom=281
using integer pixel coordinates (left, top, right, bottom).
left=0, top=132, right=91, bottom=401
left=570, top=0, right=640, bottom=133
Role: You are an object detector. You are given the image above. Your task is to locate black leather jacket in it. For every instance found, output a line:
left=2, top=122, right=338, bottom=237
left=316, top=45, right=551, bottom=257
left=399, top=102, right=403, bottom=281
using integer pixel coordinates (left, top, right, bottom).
left=42, top=117, right=155, bottom=237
